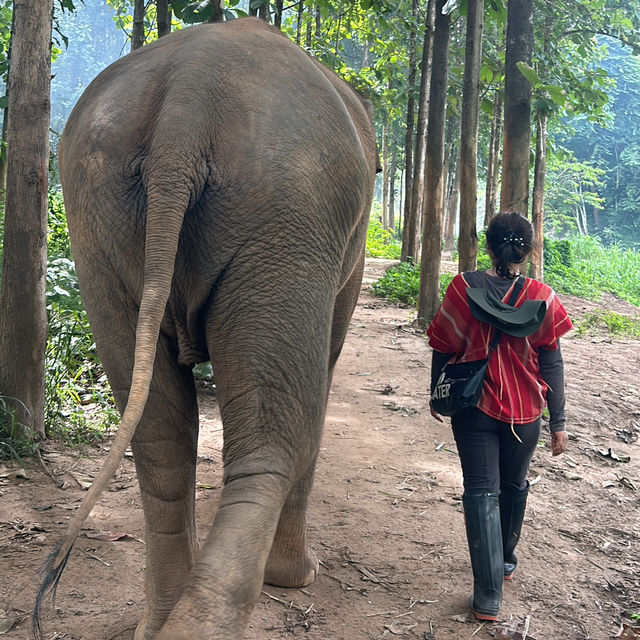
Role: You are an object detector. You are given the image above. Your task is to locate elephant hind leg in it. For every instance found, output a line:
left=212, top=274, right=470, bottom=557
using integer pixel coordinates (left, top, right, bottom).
left=156, top=279, right=333, bottom=638
left=265, top=254, right=364, bottom=589
left=264, top=459, right=319, bottom=588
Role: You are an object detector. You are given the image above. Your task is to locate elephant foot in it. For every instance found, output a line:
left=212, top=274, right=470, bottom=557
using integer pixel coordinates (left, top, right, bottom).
left=264, top=544, right=319, bottom=588
left=134, top=607, right=171, bottom=640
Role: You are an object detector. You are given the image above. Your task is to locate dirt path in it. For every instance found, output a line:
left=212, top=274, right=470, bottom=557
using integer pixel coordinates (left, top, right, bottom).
left=2, top=258, right=639, bottom=640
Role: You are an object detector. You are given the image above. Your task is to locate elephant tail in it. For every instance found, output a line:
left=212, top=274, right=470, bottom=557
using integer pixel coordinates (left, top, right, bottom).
left=34, top=176, right=192, bottom=637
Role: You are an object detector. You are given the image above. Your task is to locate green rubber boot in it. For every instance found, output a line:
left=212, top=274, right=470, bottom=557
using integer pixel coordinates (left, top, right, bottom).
left=500, top=482, right=529, bottom=580
left=463, top=493, right=503, bottom=621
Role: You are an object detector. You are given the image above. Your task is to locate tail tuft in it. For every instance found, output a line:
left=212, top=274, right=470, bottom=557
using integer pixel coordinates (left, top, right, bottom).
left=32, top=541, right=74, bottom=639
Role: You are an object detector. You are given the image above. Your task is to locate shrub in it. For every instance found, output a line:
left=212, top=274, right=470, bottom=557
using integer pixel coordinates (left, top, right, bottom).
left=0, top=396, right=39, bottom=462
left=574, top=310, right=640, bottom=338
left=45, top=188, right=119, bottom=445
left=366, top=215, right=402, bottom=260
left=371, top=260, right=454, bottom=306
left=544, top=236, right=640, bottom=306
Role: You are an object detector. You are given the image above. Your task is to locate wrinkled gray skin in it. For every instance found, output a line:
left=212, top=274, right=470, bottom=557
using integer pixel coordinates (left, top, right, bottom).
left=42, top=17, right=377, bottom=640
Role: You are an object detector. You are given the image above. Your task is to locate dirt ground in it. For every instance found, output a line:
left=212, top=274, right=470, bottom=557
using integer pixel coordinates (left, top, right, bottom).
left=2, top=257, right=639, bottom=640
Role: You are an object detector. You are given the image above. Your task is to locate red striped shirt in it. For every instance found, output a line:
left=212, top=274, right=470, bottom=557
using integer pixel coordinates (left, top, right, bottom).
left=427, top=273, right=573, bottom=424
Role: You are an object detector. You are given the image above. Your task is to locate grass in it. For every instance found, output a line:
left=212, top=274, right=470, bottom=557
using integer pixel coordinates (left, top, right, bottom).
left=545, top=236, right=640, bottom=306
left=371, top=260, right=453, bottom=306
left=370, top=227, right=640, bottom=342
left=0, top=396, right=39, bottom=462
left=365, top=211, right=402, bottom=260
left=574, top=310, right=640, bottom=338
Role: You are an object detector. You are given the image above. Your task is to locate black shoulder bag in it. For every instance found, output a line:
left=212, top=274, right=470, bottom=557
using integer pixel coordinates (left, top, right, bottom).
left=430, top=275, right=524, bottom=417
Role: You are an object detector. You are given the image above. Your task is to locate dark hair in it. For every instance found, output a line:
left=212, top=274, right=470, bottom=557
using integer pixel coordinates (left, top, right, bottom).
left=485, top=212, right=533, bottom=279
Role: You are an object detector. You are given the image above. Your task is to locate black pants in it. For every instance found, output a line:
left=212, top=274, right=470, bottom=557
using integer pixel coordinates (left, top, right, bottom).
left=451, top=408, right=541, bottom=495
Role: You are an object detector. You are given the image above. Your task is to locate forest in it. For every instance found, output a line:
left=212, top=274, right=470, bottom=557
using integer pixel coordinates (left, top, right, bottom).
left=0, top=0, right=639, bottom=451
left=1, top=3, right=640, bottom=640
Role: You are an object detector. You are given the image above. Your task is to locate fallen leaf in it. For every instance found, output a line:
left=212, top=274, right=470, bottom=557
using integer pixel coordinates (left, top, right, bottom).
left=196, top=482, right=217, bottom=490
left=84, top=530, right=143, bottom=543
left=33, top=505, right=53, bottom=511
left=563, top=470, right=582, bottom=481
left=597, top=448, right=631, bottom=463
left=69, top=472, right=94, bottom=489
left=0, top=467, right=30, bottom=481
left=383, top=620, right=417, bottom=635
left=0, top=612, right=18, bottom=635
left=450, top=613, right=472, bottom=623
left=616, top=429, right=638, bottom=444
left=617, top=476, right=637, bottom=491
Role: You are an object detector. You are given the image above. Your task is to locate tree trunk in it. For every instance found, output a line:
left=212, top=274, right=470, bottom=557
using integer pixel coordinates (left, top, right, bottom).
left=457, top=0, right=484, bottom=272
left=305, top=4, right=313, bottom=48
left=296, top=0, right=304, bottom=44
left=381, top=120, right=389, bottom=228
left=209, top=0, right=224, bottom=22
left=484, top=91, right=502, bottom=226
left=388, top=123, right=398, bottom=231
left=445, top=145, right=460, bottom=251
left=157, top=0, right=172, bottom=35
left=0, top=0, right=52, bottom=437
left=530, top=110, right=547, bottom=280
left=0, top=12, right=12, bottom=205
left=440, top=141, right=451, bottom=240
left=417, top=0, right=450, bottom=326
left=401, top=0, right=435, bottom=263
left=499, top=0, right=533, bottom=215
left=131, top=0, right=145, bottom=50
left=402, top=0, right=418, bottom=240
left=251, top=1, right=270, bottom=21
left=273, top=0, right=284, bottom=28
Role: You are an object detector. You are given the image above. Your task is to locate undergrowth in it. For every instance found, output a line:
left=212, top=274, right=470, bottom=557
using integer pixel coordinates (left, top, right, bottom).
left=371, top=260, right=453, bottom=306
left=574, top=310, right=640, bottom=338
left=371, top=233, right=640, bottom=333
left=46, top=188, right=119, bottom=446
left=366, top=214, right=401, bottom=260
left=0, top=397, right=39, bottom=462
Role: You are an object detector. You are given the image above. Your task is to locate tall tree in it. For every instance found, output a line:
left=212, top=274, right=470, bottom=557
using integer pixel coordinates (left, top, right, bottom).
left=457, top=0, right=484, bottom=272
left=0, top=0, right=53, bottom=437
left=444, top=141, right=460, bottom=251
left=0, top=9, right=13, bottom=204
left=401, top=0, right=418, bottom=241
left=274, top=0, right=283, bottom=28
left=388, top=122, right=398, bottom=230
left=131, top=0, right=145, bottom=50
left=402, top=0, right=435, bottom=263
left=500, top=0, right=533, bottom=215
left=157, top=0, right=171, bottom=36
left=381, top=120, right=389, bottom=227
left=484, top=90, right=502, bottom=225
left=418, top=0, right=451, bottom=325
left=530, top=108, right=547, bottom=279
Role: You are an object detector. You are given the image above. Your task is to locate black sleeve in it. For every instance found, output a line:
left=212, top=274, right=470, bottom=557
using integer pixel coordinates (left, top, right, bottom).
left=538, top=341, right=566, bottom=432
left=430, top=350, right=454, bottom=394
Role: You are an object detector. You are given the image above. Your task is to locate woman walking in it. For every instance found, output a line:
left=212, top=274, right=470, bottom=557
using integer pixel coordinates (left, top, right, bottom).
left=427, top=212, right=572, bottom=621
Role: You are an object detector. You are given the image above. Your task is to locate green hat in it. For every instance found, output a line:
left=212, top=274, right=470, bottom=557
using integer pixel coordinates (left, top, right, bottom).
left=466, top=288, right=546, bottom=337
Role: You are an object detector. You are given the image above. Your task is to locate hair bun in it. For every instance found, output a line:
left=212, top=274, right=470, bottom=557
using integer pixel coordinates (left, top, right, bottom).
left=503, top=232, right=525, bottom=247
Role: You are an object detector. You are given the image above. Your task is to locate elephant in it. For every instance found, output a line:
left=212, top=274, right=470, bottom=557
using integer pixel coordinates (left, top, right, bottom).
left=35, top=17, right=377, bottom=640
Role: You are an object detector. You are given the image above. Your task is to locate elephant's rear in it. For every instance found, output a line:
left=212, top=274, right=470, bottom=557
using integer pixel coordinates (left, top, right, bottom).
left=46, top=17, right=377, bottom=640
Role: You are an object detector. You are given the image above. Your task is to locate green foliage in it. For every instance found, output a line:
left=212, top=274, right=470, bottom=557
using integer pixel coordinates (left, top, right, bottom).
left=574, top=310, right=640, bottom=338
left=544, top=235, right=640, bottom=306
left=366, top=214, right=401, bottom=259
left=46, top=189, right=119, bottom=445
left=371, top=260, right=454, bottom=306
left=0, top=396, right=39, bottom=462
left=371, top=260, right=420, bottom=305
